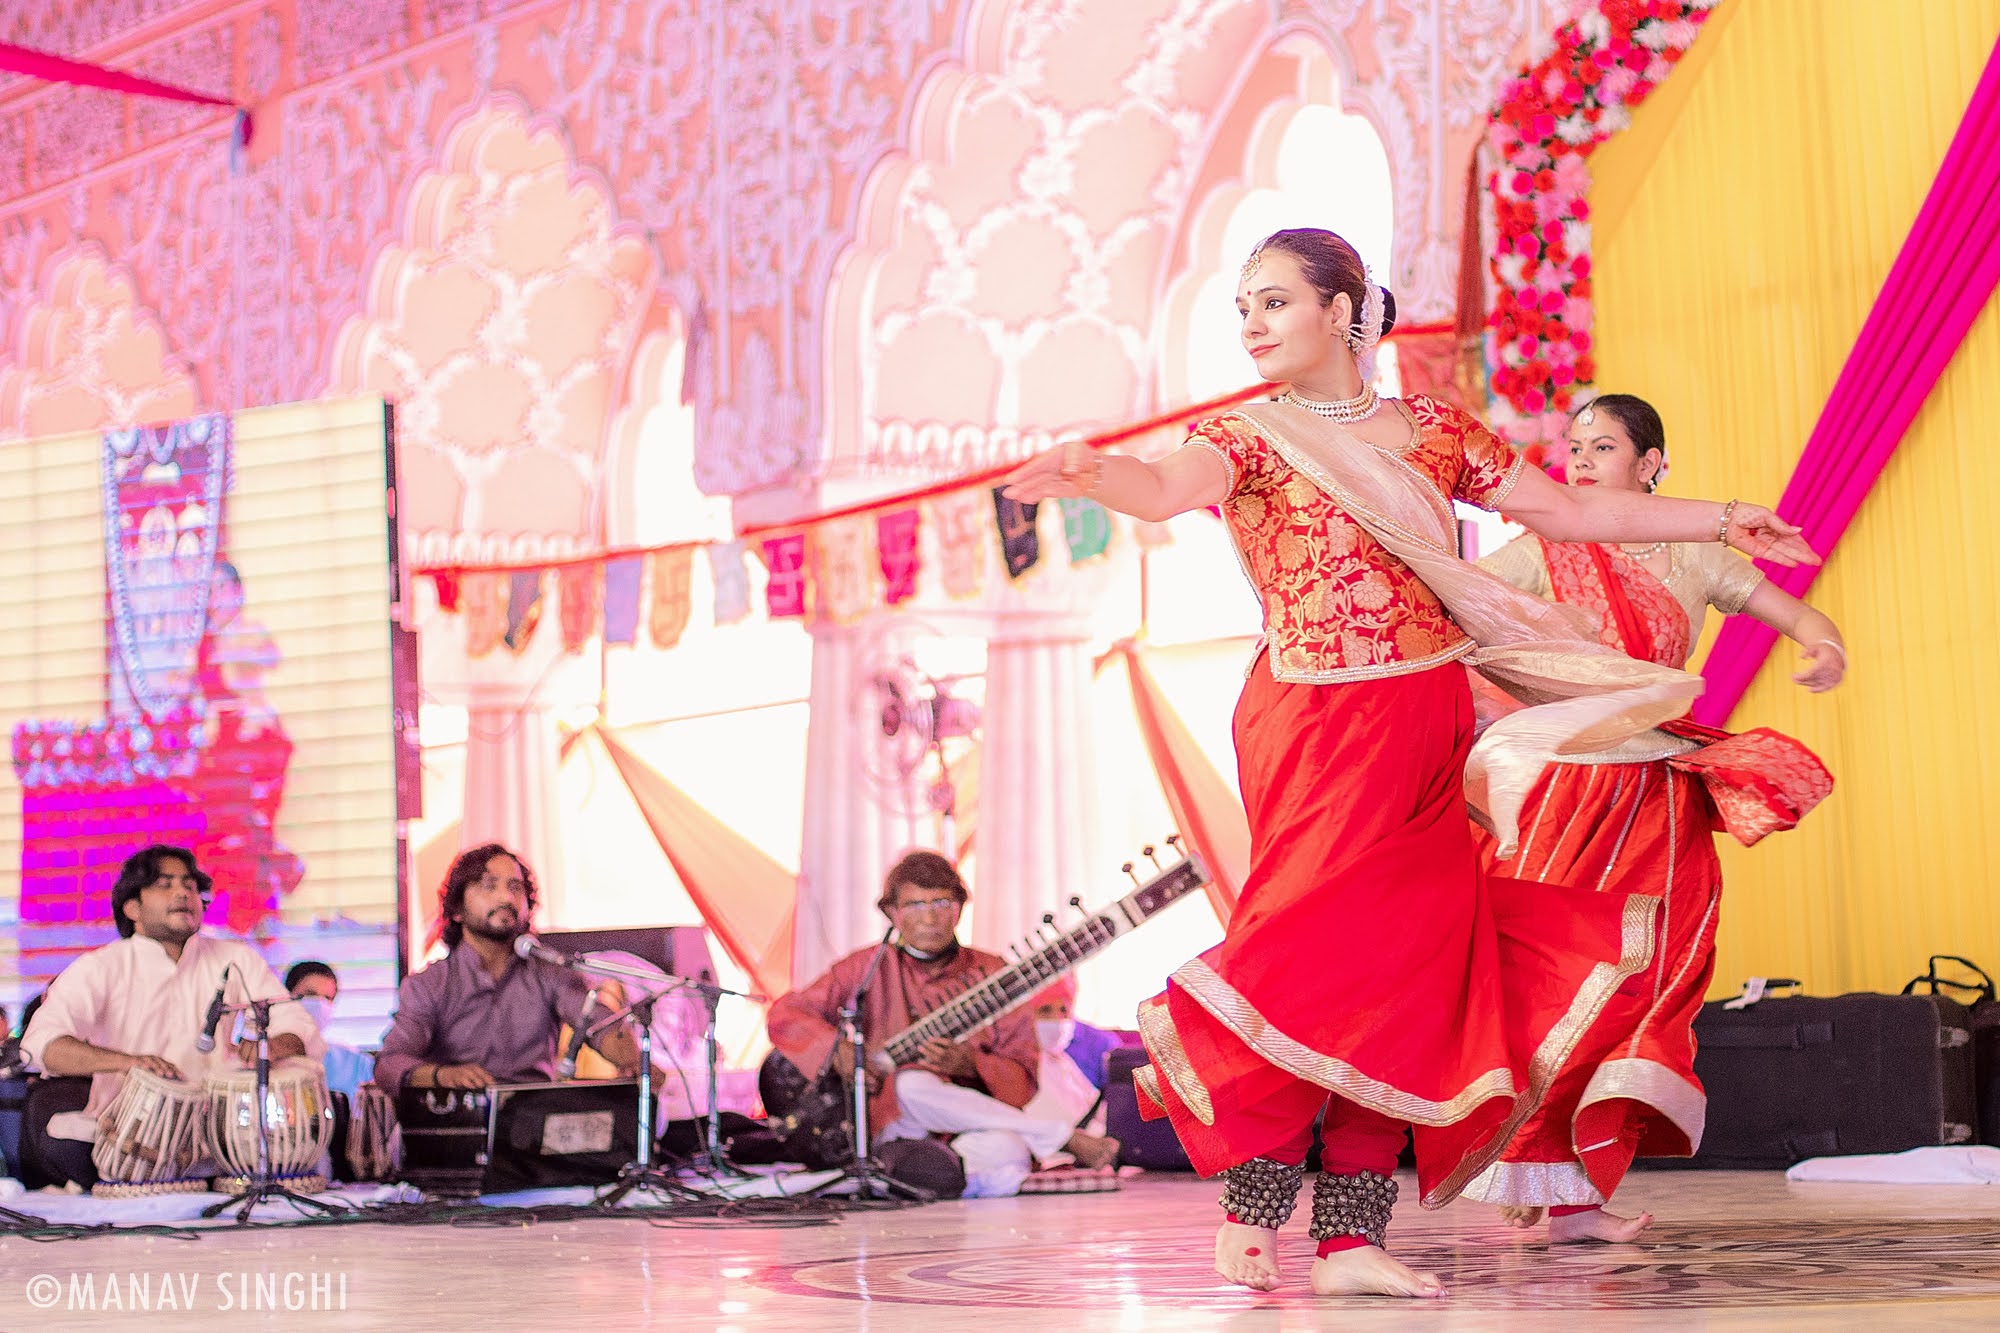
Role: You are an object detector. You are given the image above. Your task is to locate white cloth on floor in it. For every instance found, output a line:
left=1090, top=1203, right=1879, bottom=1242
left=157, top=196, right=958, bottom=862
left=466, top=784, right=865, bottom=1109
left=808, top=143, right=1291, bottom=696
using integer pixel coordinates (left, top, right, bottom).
left=1024, top=1048, right=1104, bottom=1135
left=1786, top=1145, right=2000, bottom=1184
left=877, top=1069, right=1075, bottom=1198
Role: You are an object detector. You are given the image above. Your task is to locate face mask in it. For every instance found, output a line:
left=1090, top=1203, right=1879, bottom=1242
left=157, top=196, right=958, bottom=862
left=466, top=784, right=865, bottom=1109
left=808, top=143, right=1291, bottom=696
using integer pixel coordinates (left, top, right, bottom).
left=1035, top=1019, right=1075, bottom=1053
left=296, top=996, right=335, bottom=1029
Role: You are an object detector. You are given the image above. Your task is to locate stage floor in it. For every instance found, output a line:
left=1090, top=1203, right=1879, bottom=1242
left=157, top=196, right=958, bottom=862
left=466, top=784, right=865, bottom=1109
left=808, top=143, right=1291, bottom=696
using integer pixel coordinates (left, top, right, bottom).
left=4, top=1170, right=1999, bottom=1329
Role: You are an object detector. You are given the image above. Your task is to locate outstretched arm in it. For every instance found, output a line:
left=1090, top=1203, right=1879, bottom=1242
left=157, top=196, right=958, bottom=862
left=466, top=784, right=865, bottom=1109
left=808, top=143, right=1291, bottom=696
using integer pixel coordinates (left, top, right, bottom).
left=1498, top=463, right=1820, bottom=568
left=1738, top=581, right=1847, bottom=691
left=1002, top=443, right=1228, bottom=523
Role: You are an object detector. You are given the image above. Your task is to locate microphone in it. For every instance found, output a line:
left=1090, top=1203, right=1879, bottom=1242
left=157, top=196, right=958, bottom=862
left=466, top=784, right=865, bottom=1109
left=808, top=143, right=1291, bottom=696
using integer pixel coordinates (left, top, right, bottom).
left=558, top=990, right=600, bottom=1079
left=513, top=934, right=574, bottom=967
left=194, top=965, right=233, bottom=1053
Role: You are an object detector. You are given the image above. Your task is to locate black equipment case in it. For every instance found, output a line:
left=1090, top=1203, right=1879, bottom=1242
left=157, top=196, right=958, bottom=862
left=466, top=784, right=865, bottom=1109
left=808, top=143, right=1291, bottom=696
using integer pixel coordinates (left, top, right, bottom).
left=1103, top=1045, right=1193, bottom=1171
left=1678, top=976, right=1978, bottom=1169
left=1903, top=956, right=2000, bottom=1148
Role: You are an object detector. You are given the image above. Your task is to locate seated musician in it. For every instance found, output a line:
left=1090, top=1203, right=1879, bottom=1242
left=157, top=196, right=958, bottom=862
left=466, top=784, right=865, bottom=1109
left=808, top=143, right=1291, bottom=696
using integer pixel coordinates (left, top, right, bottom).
left=1022, top=974, right=1126, bottom=1136
left=285, top=960, right=374, bottom=1101
left=18, top=844, right=325, bottom=1188
left=767, top=851, right=1119, bottom=1197
left=373, top=844, right=642, bottom=1096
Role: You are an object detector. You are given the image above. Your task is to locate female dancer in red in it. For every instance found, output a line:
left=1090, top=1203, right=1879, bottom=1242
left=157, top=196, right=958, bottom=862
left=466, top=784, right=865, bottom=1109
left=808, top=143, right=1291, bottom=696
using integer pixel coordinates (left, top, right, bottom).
left=1463, top=393, right=1841, bottom=1242
left=1003, top=229, right=1818, bottom=1298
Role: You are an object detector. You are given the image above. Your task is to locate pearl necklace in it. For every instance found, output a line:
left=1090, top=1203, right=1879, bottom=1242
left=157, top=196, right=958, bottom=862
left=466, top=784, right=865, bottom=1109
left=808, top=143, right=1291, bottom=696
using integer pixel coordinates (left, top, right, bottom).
left=1620, top=541, right=1668, bottom=559
left=1282, top=384, right=1379, bottom=423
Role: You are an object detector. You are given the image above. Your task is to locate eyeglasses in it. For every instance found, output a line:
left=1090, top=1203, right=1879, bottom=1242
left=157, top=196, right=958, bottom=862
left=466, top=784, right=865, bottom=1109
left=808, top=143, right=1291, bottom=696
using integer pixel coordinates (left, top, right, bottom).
left=895, top=897, right=961, bottom=916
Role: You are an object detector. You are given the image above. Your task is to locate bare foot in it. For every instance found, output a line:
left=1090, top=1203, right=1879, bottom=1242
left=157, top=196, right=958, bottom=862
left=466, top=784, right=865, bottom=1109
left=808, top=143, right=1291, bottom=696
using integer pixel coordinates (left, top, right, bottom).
left=1064, top=1131, right=1121, bottom=1170
left=1549, top=1207, right=1653, bottom=1244
left=1498, top=1204, right=1544, bottom=1229
left=1309, top=1245, right=1444, bottom=1299
left=1214, top=1219, right=1281, bottom=1292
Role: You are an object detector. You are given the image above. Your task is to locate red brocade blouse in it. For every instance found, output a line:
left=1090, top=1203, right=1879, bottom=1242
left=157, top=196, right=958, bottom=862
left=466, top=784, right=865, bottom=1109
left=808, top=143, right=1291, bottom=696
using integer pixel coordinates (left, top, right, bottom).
left=1186, top=394, right=1526, bottom=683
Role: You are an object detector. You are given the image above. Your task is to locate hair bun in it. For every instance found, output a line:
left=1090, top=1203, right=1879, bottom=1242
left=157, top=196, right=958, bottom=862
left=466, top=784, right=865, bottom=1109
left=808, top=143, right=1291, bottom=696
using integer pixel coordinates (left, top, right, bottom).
left=1377, top=287, right=1397, bottom=339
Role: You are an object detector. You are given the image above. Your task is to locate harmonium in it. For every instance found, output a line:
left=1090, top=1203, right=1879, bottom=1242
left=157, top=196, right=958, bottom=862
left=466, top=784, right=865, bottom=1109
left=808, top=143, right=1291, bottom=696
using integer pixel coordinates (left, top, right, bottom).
left=397, top=1080, right=638, bottom=1197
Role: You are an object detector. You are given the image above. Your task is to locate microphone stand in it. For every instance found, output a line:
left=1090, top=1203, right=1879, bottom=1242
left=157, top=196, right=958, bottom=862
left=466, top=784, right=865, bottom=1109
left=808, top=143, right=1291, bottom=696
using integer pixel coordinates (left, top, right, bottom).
left=529, top=940, right=765, bottom=1195
left=592, top=985, right=705, bottom=1207
left=811, top=928, right=932, bottom=1203
left=201, top=998, right=350, bottom=1222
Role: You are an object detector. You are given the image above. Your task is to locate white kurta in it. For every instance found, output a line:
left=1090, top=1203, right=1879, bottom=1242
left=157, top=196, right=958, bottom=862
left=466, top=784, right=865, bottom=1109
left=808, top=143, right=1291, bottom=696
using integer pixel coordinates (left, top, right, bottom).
left=20, top=933, right=326, bottom=1142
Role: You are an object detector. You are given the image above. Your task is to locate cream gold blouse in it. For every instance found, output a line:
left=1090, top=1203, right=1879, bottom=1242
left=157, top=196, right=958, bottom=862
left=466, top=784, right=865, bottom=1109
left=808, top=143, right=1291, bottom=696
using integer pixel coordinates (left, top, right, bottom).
left=1478, top=535, right=1765, bottom=672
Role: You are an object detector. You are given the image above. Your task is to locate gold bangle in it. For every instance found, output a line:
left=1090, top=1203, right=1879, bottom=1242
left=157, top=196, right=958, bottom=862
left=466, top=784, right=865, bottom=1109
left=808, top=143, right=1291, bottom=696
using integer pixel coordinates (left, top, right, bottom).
left=1716, top=499, right=1739, bottom=547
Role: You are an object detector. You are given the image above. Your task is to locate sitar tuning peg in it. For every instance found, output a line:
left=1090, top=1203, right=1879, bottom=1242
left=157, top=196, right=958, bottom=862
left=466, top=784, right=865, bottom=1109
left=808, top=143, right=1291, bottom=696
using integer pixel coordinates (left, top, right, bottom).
left=1142, top=844, right=1162, bottom=872
left=1165, top=834, right=1183, bottom=858
left=1122, top=861, right=1140, bottom=888
left=1041, top=912, right=1056, bottom=929
left=1068, top=895, right=1084, bottom=913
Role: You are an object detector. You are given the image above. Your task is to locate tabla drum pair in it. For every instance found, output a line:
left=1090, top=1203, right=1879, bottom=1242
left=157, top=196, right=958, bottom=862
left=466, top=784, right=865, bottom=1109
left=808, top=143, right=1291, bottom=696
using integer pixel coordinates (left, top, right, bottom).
left=91, top=1059, right=336, bottom=1197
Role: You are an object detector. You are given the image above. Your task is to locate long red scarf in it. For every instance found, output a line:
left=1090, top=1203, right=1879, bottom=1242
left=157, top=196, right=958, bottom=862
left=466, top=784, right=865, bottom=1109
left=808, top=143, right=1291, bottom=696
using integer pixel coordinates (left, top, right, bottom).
left=1538, top=539, right=1832, bottom=845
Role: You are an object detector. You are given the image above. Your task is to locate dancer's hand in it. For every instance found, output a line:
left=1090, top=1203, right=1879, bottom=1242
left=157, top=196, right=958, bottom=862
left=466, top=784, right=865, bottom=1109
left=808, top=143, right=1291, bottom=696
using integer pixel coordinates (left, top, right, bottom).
left=1001, top=441, right=1098, bottom=504
left=1725, top=504, right=1819, bottom=567
left=1793, top=639, right=1847, bottom=692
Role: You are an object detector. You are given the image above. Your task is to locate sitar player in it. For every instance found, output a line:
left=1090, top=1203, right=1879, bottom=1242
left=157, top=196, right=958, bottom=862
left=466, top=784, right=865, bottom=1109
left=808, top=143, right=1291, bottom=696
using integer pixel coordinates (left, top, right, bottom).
left=766, top=851, right=1119, bottom=1197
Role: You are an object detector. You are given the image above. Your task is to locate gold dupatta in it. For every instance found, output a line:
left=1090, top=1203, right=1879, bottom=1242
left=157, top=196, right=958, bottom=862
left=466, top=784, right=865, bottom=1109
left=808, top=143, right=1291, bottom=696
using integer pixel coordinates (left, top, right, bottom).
left=1237, top=402, right=1705, bottom=855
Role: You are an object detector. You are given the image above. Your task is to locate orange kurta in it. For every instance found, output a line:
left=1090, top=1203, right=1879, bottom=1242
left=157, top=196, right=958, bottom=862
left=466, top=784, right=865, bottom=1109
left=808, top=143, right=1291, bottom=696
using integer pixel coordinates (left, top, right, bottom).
left=766, top=942, right=1039, bottom=1132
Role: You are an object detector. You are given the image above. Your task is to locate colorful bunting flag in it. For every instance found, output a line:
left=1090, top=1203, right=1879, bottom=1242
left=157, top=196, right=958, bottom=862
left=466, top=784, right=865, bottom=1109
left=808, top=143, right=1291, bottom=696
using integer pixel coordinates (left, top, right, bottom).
left=504, top=570, right=545, bottom=652
left=1056, top=497, right=1112, bottom=563
left=760, top=533, right=809, bottom=619
left=992, top=487, right=1041, bottom=580
left=558, top=565, right=603, bottom=654
left=707, top=540, right=751, bottom=625
left=647, top=547, right=695, bottom=649
left=429, top=570, right=462, bottom=613
left=814, top=517, right=877, bottom=624
left=930, top=491, right=986, bottom=599
left=462, top=573, right=506, bottom=658
left=877, top=507, right=921, bottom=605
left=602, top=555, right=644, bottom=646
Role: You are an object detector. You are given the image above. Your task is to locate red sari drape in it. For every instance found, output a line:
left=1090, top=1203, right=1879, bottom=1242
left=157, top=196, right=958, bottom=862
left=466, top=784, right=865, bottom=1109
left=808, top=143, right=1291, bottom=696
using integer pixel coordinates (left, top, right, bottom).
left=1465, top=541, right=1832, bottom=1205
left=1136, top=655, right=1655, bottom=1207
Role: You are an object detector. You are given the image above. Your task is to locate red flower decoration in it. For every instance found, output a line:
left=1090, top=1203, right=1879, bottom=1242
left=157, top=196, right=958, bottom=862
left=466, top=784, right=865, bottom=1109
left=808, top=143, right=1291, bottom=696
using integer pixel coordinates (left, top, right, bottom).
left=1484, top=0, right=1716, bottom=448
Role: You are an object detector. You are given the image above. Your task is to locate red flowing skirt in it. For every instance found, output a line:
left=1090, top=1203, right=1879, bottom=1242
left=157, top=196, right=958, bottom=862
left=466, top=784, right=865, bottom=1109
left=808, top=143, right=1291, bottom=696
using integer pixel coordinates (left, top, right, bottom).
left=1465, top=759, right=1722, bottom=1205
left=1134, top=658, right=1655, bottom=1207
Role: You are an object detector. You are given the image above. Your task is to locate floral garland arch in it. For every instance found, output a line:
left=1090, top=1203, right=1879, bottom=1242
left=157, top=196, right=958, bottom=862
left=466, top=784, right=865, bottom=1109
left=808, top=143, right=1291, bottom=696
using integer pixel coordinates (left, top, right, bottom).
left=1483, top=0, right=1720, bottom=459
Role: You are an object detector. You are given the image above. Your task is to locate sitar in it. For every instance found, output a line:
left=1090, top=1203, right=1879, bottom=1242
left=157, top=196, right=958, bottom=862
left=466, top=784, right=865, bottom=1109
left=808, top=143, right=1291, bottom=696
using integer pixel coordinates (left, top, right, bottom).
left=759, top=840, right=1210, bottom=1168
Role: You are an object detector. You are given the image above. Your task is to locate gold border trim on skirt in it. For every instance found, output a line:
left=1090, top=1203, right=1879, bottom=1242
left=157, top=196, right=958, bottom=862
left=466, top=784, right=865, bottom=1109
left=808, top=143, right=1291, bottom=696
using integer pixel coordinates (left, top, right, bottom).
left=1578, top=1056, right=1707, bottom=1151
left=1421, top=892, right=1661, bottom=1207
left=1458, top=1159, right=1605, bottom=1207
left=1164, top=960, right=1518, bottom=1127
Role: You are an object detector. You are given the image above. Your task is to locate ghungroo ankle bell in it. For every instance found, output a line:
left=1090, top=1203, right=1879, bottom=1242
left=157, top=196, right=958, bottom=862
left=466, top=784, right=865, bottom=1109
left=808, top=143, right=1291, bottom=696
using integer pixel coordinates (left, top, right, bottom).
left=1218, top=1156, right=1306, bottom=1230
left=1308, top=1169, right=1398, bottom=1249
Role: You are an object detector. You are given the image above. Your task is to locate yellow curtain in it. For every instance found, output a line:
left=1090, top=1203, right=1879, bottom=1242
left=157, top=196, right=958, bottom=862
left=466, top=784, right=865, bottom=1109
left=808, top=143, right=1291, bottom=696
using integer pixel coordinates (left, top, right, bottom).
left=1590, top=0, right=2000, bottom=998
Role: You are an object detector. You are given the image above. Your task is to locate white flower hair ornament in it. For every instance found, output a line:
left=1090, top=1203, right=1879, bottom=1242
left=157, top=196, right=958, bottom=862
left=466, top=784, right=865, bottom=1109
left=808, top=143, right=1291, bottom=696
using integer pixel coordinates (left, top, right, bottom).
left=1348, top=266, right=1387, bottom=383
